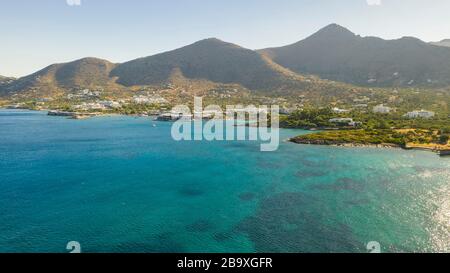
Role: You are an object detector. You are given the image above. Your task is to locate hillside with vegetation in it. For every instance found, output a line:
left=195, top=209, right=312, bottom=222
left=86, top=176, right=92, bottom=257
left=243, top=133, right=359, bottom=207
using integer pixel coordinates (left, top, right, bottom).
left=0, top=75, right=15, bottom=85
left=285, top=106, right=450, bottom=151
left=291, top=129, right=450, bottom=151
left=112, top=38, right=284, bottom=90
left=1, top=58, right=119, bottom=97
left=110, top=38, right=345, bottom=93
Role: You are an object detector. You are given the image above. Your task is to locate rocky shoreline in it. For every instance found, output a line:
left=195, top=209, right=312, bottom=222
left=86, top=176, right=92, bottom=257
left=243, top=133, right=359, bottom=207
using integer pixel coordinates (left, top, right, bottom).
left=48, top=110, right=102, bottom=119
left=289, top=138, right=403, bottom=149
left=289, top=137, right=450, bottom=157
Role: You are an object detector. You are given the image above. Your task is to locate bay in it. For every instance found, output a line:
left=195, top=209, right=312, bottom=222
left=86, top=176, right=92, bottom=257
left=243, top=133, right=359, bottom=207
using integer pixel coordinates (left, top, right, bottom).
left=0, top=109, right=448, bottom=253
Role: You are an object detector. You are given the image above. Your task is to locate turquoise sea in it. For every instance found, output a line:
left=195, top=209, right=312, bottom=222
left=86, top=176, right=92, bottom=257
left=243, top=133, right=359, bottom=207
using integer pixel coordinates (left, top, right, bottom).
left=0, top=109, right=449, bottom=253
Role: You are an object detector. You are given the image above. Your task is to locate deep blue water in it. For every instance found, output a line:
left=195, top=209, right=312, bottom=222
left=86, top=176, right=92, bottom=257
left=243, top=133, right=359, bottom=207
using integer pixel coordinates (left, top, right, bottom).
left=0, top=109, right=449, bottom=253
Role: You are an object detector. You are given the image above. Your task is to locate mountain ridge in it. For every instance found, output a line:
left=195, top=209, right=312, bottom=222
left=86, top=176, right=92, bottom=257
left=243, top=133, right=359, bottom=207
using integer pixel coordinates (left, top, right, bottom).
left=110, top=38, right=306, bottom=91
left=3, top=24, right=450, bottom=98
left=2, top=57, right=119, bottom=95
left=259, top=24, right=450, bottom=87
left=430, top=39, right=450, bottom=47
left=0, top=75, right=16, bottom=88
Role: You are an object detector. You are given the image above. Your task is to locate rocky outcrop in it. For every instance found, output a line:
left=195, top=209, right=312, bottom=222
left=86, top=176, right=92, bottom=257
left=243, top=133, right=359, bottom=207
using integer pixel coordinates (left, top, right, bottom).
left=289, top=138, right=401, bottom=149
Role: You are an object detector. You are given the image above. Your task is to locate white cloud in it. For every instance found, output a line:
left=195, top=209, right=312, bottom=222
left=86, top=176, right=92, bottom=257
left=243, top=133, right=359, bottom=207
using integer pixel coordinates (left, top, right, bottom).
left=66, top=0, right=82, bottom=6
left=366, top=0, right=382, bottom=6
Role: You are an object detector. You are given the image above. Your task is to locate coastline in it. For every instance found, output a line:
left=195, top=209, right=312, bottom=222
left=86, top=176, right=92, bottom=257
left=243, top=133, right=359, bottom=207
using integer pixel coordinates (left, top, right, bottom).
left=0, top=108, right=155, bottom=119
left=2, top=108, right=449, bottom=156
left=289, top=138, right=402, bottom=149
left=289, top=136, right=450, bottom=156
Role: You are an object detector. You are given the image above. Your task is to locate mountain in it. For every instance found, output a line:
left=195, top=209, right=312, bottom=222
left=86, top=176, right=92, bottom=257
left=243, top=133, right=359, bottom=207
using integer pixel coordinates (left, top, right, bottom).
left=260, top=24, right=450, bottom=87
left=111, top=38, right=303, bottom=91
left=430, top=39, right=450, bottom=47
left=1, top=39, right=353, bottom=99
left=4, top=25, right=450, bottom=99
left=0, top=76, right=16, bottom=93
left=0, top=75, right=15, bottom=84
left=4, top=57, right=117, bottom=94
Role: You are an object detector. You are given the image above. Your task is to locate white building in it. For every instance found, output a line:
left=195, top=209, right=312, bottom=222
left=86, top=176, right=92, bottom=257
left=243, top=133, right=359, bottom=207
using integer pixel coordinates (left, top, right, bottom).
left=329, top=118, right=353, bottom=123
left=332, top=107, right=350, bottom=114
left=353, top=97, right=370, bottom=103
left=157, top=111, right=193, bottom=121
left=132, top=96, right=150, bottom=104
left=74, top=102, right=106, bottom=111
left=100, top=101, right=121, bottom=109
left=353, top=104, right=368, bottom=108
left=329, top=118, right=362, bottom=127
left=133, top=95, right=168, bottom=104
left=373, top=104, right=392, bottom=114
left=404, top=110, right=435, bottom=119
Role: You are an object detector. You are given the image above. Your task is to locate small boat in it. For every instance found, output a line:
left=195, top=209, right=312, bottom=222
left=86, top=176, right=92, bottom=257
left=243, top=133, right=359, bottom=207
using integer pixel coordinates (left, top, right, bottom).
left=156, top=113, right=173, bottom=121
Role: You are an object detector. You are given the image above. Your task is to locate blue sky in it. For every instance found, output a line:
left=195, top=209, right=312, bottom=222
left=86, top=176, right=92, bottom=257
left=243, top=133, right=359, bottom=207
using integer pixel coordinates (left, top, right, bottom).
left=1, top=0, right=450, bottom=77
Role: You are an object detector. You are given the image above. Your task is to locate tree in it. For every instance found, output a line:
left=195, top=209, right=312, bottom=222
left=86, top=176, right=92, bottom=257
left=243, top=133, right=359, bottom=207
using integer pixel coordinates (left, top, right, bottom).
left=439, top=134, right=449, bottom=144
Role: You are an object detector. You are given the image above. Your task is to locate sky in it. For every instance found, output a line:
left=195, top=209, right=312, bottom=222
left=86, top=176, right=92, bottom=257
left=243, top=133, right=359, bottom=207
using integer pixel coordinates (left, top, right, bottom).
left=1, top=0, right=450, bottom=77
